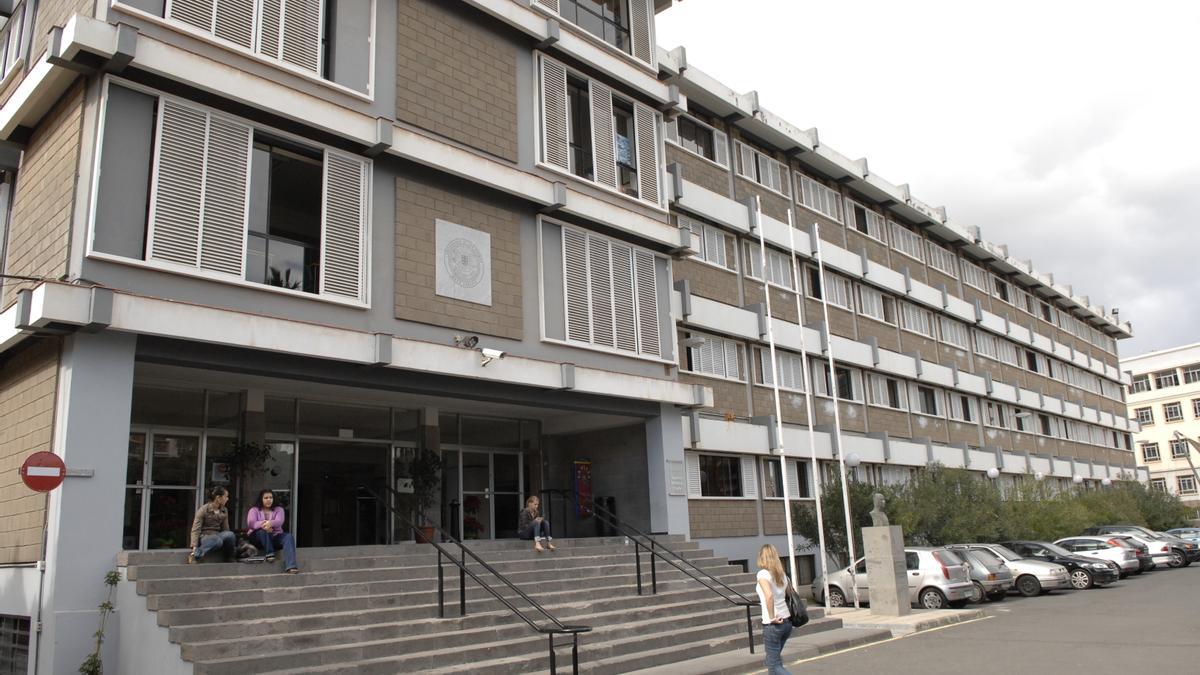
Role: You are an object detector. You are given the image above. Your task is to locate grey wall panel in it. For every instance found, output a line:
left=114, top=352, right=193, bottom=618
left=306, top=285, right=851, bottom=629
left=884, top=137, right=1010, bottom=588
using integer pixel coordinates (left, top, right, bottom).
left=540, top=221, right=565, bottom=341
left=93, top=85, right=156, bottom=259
left=331, top=0, right=372, bottom=93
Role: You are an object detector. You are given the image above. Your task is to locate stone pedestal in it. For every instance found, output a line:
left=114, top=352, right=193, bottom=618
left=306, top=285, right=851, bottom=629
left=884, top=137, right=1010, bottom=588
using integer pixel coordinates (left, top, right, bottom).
left=862, top=525, right=910, bottom=616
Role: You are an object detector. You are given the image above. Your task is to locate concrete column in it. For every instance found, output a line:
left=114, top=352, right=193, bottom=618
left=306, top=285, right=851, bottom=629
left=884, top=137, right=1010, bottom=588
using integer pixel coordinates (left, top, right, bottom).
left=645, top=404, right=688, bottom=535
left=36, top=332, right=137, bottom=674
left=862, top=525, right=910, bottom=616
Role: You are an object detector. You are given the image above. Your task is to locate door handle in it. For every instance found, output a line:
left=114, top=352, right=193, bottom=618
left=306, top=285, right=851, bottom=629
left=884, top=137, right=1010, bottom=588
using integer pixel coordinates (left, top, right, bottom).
left=910, top=572, right=919, bottom=576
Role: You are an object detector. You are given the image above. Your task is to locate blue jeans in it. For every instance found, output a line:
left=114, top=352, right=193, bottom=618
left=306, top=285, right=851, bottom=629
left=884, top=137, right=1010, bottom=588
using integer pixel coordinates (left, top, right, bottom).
left=519, top=520, right=552, bottom=542
left=194, top=531, right=235, bottom=561
left=252, top=529, right=298, bottom=571
left=763, top=621, right=793, bottom=675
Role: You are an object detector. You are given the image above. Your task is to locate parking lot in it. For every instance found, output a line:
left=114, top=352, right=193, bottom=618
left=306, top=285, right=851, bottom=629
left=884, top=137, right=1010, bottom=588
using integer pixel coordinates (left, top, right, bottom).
left=798, top=562, right=1200, bottom=674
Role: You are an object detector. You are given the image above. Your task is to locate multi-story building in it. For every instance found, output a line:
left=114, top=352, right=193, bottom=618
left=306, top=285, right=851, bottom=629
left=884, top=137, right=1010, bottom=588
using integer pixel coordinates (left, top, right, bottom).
left=1124, top=343, right=1200, bottom=516
left=0, top=1, right=1138, bottom=671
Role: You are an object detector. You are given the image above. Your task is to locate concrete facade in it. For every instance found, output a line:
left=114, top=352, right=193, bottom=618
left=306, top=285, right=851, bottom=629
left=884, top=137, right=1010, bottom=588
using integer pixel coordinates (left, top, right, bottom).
left=1124, top=343, right=1200, bottom=516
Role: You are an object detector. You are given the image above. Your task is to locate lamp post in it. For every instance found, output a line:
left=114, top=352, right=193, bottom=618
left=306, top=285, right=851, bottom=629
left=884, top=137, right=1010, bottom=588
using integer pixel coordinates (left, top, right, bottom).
left=1171, top=431, right=1200, bottom=490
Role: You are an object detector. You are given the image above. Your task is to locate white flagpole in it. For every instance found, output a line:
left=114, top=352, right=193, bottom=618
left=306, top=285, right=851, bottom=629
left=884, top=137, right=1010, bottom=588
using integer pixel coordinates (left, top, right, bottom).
left=811, top=221, right=860, bottom=609
left=785, top=211, right=830, bottom=608
left=752, top=196, right=800, bottom=591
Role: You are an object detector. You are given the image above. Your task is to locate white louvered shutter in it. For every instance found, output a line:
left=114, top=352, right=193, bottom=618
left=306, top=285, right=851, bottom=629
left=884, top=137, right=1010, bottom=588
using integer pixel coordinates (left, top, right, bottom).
left=757, top=153, right=776, bottom=191
left=611, top=243, right=638, bottom=353
left=280, top=0, right=322, bottom=73
left=634, top=250, right=661, bottom=357
left=779, top=161, right=791, bottom=196
left=199, top=114, right=252, bottom=276
left=712, top=129, right=729, bottom=168
left=703, top=226, right=725, bottom=267
left=214, top=0, right=255, bottom=49
left=741, top=456, right=758, bottom=498
left=539, top=56, right=571, bottom=172
left=590, top=81, right=617, bottom=189
left=588, top=236, right=614, bottom=348
left=686, top=453, right=702, bottom=497
left=698, top=337, right=715, bottom=375
left=320, top=151, right=369, bottom=300
left=533, top=0, right=560, bottom=11
left=634, top=104, right=661, bottom=205
left=760, top=351, right=774, bottom=386
left=663, top=117, right=679, bottom=145
left=258, top=0, right=283, bottom=57
left=785, top=461, right=801, bottom=500
left=563, top=228, right=591, bottom=342
left=738, top=143, right=755, bottom=179
left=629, top=0, right=653, bottom=65
left=167, top=0, right=214, bottom=32
left=148, top=100, right=207, bottom=267
left=723, top=340, right=739, bottom=380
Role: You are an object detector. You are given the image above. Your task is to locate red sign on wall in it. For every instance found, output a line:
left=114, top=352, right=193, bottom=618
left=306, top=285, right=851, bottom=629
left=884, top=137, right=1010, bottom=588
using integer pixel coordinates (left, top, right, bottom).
left=19, top=452, right=66, bottom=492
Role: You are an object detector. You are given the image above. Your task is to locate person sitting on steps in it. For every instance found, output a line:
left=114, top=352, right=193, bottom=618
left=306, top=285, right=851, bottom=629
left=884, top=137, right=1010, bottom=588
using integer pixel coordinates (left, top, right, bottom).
left=518, top=495, right=555, bottom=552
left=246, top=488, right=300, bottom=574
left=188, top=486, right=236, bottom=564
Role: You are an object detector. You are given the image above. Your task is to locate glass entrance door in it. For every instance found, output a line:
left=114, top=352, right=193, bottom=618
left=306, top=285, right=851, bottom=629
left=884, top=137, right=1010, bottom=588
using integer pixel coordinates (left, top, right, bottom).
left=296, top=441, right=390, bottom=547
left=455, top=450, right=523, bottom=540
left=125, top=430, right=202, bottom=550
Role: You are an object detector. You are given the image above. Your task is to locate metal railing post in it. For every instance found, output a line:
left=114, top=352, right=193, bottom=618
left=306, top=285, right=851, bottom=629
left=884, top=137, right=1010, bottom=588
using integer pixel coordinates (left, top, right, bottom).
left=650, top=540, right=657, bottom=594
left=572, top=633, right=580, bottom=675
left=746, top=605, right=755, bottom=654
left=548, top=634, right=556, bottom=675
left=634, top=542, right=643, bottom=595
left=460, top=547, right=467, bottom=616
left=437, top=549, right=445, bottom=619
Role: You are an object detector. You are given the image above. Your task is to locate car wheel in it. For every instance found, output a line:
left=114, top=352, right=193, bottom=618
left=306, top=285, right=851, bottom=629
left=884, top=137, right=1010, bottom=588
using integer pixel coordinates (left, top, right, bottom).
left=1117, top=570, right=1128, bottom=579
left=828, top=587, right=847, bottom=608
left=1069, top=569, right=1093, bottom=590
left=1167, top=550, right=1185, bottom=568
left=968, top=581, right=985, bottom=604
left=1016, top=575, right=1042, bottom=597
left=919, top=588, right=948, bottom=609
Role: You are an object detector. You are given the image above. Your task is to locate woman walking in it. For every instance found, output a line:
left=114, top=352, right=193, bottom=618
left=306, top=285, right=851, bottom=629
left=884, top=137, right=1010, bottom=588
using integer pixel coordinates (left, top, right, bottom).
left=247, top=489, right=300, bottom=574
left=755, top=544, right=793, bottom=675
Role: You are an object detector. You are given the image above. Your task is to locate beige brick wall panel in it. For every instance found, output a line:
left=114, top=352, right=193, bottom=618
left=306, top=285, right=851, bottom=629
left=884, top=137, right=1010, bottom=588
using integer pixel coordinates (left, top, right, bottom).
left=0, top=67, right=24, bottom=107
left=960, top=286, right=991, bottom=314
left=762, top=499, right=811, bottom=535
left=911, top=414, right=950, bottom=445
left=973, top=358, right=1005, bottom=383
left=990, top=301, right=1017, bottom=323
left=0, top=339, right=60, bottom=564
left=674, top=258, right=739, bottom=306
left=826, top=306, right=857, bottom=341
left=396, top=0, right=518, bottom=162
left=798, top=207, right=848, bottom=250
left=858, top=317, right=900, bottom=353
left=947, top=420, right=982, bottom=447
left=1001, top=364, right=1028, bottom=390
left=810, top=399, right=868, bottom=433
left=846, top=230, right=890, bottom=267
left=750, top=385, right=809, bottom=425
left=1010, top=432, right=1038, bottom=455
left=925, top=269, right=958, bottom=297
left=678, top=372, right=749, bottom=419
left=394, top=176, right=523, bottom=338
left=32, top=1, right=94, bottom=63
left=667, top=146, right=731, bottom=196
left=688, top=499, right=760, bottom=538
left=866, top=406, right=913, bottom=438
left=939, top=345, right=972, bottom=372
left=733, top=177, right=790, bottom=223
left=742, top=283, right=800, bottom=325
left=3, top=83, right=84, bottom=309
left=899, top=332, right=940, bottom=365
left=893, top=255, right=929, bottom=286
left=982, top=426, right=1013, bottom=450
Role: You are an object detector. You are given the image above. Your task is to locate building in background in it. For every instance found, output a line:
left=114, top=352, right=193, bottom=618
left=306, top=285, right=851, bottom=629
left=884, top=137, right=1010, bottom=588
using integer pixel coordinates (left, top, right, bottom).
left=0, top=2, right=1137, bottom=671
left=1123, top=343, right=1200, bottom=517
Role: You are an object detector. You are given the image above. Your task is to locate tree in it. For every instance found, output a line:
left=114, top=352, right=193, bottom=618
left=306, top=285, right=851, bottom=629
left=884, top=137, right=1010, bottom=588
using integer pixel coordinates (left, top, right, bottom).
left=998, top=477, right=1092, bottom=541
left=793, top=474, right=896, bottom=568
left=890, top=464, right=1003, bottom=546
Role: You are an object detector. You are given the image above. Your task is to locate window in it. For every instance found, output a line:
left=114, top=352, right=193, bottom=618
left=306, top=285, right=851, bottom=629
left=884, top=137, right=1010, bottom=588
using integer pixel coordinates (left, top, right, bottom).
left=736, top=142, right=790, bottom=196
left=1019, top=289, right=1037, bottom=315
left=1194, top=398, right=1200, bottom=418
left=664, top=115, right=729, bottom=168
left=166, top=0, right=326, bottom=75
left=758, top=349, right=806, bottom=391
left=1131, top=374, right=1151, bottom=393
left=1164, top=401, right=1184, bottom=422
left=1150, top=478, right=1167, bottom=492
left=1155, top=370, right=1180, bottom=389
left=940, top=317, right=970, bottom=350
left=96, top=86, right=369, bottom=303
left=1025, top=349, right=1045, bottom=374
left=857, top=285, right=896, bottom=324
left=1184, top=365, right=1200, bottom=384
left=1013, top=408, right=1030, bottom=432
left=961, top=259, right=989, bottom=291
left=1178, top=475, right=1198, bottom=495
left=1038, top=413, right=1054, bottom=437
left=539, top=55, right=661, bottom=206
left=763, top=458, right=812, bottom=499
left=888, top=221, right=923, bottom=261
left=899, top=302, right=936, bottom=339
left=992, top=276, right=1011, bottom=303
left=1134, top=407, right=1154, bottom=426
left=686, top=453, right=757, bottom=498
left=995, top=338, right=1021, bottom=367
left=912, top=384, right=941, bottom=416
left=1171, top=439, right=1189, bottom=459
left=947, top=392, right=977, bottom=422
left=1040, top=302, right=1056, bottom=324
left=984, top=401, right=1009, bottom=428
left=973, top=330, right=999, bottom=360
left=867, top=374, right=907, bottom=410
left=0, top=615, right=30, bottom=674
left=744, top=242, right=795, bottom=289
left=845, top=198, right=885, bottom=241
left=685, top=333, right=741, bottom=380
left=559, top=0, right=632, bottom=53
left=807, top=268, right=853, bottom=310
left=797, top=173, right=842, bottom=222
left=0, top=4, right=25, bottom=82
left=812, top=361, right=861, bottom=401
left=926, top=240, right=957, bottom=277
left=680, top=216, right=733, bottom=270
left=554, top=223, right=665, bottom=358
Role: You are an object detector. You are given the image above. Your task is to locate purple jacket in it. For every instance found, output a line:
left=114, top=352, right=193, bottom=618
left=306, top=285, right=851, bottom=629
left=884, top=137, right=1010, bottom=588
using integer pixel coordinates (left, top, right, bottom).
left=247, top=506, right=285, bottom=534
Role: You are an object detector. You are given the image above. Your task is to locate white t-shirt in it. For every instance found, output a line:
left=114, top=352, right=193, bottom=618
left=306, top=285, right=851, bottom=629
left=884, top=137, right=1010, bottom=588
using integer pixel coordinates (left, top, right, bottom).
left=755, top=569, right=790, bottom=625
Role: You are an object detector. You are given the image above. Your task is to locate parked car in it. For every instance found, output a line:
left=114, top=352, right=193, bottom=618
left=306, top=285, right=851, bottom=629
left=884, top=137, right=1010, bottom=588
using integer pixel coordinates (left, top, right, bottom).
left=1082, top=525, right=1198, bottom=566
left=958, top=543, right=1070, bottom=597
left=1166, top=527, right=1200, bottom=546
left=946, top=545, right=1014, bottom=602
left=1107, top=533, right=1170, bottom=568
left=1054, top=536, right=1140, bottom=577
left=1000, top=540, right=1120, bottom=589
left=811, top=547, right=973, bottom=609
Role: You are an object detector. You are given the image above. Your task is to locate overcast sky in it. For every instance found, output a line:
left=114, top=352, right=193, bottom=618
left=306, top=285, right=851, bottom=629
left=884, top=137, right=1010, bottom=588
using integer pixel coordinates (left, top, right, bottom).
left=657, top=0, right=1200, bottom=361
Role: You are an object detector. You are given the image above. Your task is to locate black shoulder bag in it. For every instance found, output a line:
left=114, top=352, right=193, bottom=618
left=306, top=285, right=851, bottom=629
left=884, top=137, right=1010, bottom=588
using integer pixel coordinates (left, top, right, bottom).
left=784, top=579, right=809, bottom=627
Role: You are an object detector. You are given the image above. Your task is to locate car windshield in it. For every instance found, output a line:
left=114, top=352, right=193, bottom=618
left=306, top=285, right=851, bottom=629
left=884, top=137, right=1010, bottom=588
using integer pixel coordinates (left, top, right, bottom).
left=986, top=545, right=1022, bottom=561
left=1039, top=542, right=1073, bottom=557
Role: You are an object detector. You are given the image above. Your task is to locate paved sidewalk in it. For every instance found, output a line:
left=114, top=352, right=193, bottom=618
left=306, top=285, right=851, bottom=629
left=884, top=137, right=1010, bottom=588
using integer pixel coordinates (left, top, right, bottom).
left=829, top=606, right=986, bottom=636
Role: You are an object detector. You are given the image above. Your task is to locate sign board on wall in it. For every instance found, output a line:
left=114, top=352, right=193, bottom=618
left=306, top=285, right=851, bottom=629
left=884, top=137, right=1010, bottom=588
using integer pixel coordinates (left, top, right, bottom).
left=435, top=219, right=492, bottom=306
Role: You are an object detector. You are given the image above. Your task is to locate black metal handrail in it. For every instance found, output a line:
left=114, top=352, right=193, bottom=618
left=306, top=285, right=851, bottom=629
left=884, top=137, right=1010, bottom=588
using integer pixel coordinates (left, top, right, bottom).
left=540, top=488, right=759, bottom=654
left=358, top=485, right=591, bottom=674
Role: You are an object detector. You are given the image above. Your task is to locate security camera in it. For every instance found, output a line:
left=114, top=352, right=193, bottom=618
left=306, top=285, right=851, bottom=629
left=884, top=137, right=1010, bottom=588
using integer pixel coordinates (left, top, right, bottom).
left=480, top=348, right=506, bottom=367
left=454, top=334, right=480, bottom=349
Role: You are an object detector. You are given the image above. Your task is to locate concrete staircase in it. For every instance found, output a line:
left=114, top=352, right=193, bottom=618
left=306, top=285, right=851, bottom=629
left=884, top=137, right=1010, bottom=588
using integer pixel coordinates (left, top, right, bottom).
left=119, top=536, right=854, bottom=673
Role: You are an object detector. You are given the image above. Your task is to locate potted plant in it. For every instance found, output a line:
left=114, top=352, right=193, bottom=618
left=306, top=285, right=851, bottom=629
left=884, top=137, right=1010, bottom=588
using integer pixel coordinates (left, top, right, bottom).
left=410, top=448, right=441, bottom=542
left=216, top=440, right=272, bottom=518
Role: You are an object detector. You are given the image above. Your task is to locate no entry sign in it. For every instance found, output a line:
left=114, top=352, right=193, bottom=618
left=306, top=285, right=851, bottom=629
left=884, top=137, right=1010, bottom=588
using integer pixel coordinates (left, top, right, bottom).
left=19, top=452, right=66, bottom=492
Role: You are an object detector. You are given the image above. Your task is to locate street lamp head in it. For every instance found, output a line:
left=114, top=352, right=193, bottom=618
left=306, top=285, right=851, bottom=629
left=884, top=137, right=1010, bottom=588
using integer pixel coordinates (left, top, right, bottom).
left=845, top=453, right=861, bottom=468
left=986, top=467, right=1000, bottom=480
left=1101, top=477, right=1113, bottom=487
left=1072, top=474, right=1084, bottom=484
left=1173, top=430, right=1186, bottom=440
left=1033, top=471, right=1045, bottom=481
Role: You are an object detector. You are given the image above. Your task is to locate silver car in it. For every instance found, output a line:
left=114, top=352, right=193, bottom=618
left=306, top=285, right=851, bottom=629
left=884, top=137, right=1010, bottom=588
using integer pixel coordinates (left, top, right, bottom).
left=812, top=547, right=973, bottom=610
left=961, top=543, right=1070, bottom=597
left=948, top=546, right=1014, bottom=603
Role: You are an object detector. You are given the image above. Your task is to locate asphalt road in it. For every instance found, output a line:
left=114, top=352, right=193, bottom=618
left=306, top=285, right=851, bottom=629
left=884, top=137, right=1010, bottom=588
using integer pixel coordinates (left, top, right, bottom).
left=796, top=563, right=1200, bottom=673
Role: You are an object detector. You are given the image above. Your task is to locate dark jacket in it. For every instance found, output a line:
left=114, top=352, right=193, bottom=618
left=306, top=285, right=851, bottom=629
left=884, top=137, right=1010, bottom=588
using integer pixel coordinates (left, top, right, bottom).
left=518, top=508, right=539, bottom=536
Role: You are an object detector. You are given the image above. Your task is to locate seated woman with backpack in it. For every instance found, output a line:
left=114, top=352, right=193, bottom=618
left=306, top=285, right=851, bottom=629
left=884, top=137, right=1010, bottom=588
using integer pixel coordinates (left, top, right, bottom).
left=246, top=489, right=300, bottom=574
